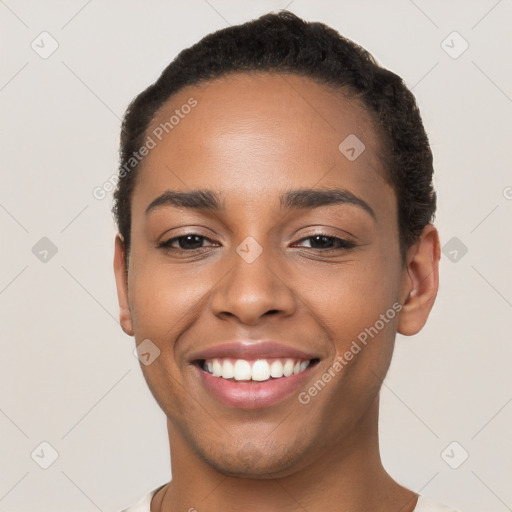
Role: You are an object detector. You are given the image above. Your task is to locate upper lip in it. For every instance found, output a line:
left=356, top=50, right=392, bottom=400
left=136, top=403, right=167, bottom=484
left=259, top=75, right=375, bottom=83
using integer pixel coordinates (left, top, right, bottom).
left=188, top=341, right=320, bottom=362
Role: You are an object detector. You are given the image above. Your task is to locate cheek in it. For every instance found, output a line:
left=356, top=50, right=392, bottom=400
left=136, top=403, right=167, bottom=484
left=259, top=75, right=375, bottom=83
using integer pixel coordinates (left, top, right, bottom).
left=127, top=257, right=210, bottom=413
left=308, top=256, right=399, bottom=319
left=309, top=259, right=401, bottom=366
left=129, top=261, right=209, bottom=343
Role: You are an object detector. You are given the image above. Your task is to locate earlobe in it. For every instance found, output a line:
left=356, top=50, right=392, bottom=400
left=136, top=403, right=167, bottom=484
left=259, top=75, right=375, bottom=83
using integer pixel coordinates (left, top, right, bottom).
left=397, top=224, right=441, bottom=336
left=113, top=233, right=134, bottom=337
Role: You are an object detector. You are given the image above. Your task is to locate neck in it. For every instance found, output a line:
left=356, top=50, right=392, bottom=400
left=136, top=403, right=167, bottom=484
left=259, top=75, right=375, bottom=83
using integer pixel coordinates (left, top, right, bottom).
left=156, top=395, right=418, bottom=512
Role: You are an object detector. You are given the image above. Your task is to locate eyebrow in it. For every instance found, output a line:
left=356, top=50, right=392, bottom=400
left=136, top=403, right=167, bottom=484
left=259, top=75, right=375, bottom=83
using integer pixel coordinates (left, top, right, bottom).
left=145, top=189, right=221, bottom=214
left=145, top=187, right=376, bottom=221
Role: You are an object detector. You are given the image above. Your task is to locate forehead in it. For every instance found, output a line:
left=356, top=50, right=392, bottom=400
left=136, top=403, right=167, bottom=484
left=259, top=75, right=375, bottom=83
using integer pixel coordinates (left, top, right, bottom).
left=133, top=72, right=393, bottom=218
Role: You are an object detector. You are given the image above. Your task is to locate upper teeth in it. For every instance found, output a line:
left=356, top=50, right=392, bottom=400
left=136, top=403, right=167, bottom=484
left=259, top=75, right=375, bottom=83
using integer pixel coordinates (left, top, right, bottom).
left=203, top=358, right=311, bottom=381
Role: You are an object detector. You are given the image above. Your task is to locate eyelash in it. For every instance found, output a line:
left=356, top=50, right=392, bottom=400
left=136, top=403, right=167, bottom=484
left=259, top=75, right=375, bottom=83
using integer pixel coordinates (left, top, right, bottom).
left=157, top=233, right=356, bottom=255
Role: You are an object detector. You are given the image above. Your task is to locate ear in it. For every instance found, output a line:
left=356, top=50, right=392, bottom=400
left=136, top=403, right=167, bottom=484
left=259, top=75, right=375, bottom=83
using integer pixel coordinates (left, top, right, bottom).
left=397, top=224, right=441, bottom=336
left=113, top=233, right=134, bottom=336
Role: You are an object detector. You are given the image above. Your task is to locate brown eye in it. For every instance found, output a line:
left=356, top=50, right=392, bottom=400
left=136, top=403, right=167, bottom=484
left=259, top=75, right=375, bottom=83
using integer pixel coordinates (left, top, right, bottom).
left=295, top=235, right=356, bottom=251
left=158, top=234, right=217, bottom=252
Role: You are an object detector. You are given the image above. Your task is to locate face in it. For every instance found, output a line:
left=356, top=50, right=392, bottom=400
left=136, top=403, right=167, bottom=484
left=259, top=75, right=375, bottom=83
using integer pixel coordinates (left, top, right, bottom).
left=114, top=72, right=427, bottom=477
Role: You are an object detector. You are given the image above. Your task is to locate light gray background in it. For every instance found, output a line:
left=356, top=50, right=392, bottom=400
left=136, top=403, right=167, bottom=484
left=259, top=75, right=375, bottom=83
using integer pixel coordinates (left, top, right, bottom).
left=1, top=1, right=511, bottom=511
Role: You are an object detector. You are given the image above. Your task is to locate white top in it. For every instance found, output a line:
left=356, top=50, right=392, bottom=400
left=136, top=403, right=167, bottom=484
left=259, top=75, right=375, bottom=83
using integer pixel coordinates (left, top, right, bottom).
left=120, top=484, right=460, bottom=512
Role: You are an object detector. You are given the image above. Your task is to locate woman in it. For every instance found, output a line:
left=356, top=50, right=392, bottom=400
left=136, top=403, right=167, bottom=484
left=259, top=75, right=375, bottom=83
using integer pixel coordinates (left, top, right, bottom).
left=113, top=10, right=455, bottom=512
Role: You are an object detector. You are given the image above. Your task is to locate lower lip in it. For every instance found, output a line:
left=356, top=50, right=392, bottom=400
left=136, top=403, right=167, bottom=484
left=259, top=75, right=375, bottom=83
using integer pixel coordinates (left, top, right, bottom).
left=195, top=362, right=318, bottom=409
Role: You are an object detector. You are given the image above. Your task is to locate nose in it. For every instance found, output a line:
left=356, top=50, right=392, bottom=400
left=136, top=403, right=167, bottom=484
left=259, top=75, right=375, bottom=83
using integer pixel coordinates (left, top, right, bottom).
left=210, top=242, right=297, bottom=326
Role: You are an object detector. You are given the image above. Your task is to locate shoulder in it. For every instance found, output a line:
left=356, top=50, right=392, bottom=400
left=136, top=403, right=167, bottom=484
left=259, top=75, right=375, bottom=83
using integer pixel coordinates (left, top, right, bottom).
left=120, top=483, right=167, bottom=512
left=414, top=495, right=461, bottom=512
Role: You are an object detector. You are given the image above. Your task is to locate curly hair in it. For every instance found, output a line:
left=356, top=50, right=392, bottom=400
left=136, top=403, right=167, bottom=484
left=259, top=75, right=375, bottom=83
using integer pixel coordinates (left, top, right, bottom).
left=112, top=10, right=436, bottom=263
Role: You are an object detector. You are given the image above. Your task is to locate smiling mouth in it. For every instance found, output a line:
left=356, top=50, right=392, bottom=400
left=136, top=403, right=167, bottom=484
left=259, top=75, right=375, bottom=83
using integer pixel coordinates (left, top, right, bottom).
left=194, top=357, right=321, bottom=382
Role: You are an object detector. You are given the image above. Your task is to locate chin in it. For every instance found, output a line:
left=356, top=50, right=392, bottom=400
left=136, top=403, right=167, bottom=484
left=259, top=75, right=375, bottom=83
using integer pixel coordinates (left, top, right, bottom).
left=197, top=439, right=307, bottom=479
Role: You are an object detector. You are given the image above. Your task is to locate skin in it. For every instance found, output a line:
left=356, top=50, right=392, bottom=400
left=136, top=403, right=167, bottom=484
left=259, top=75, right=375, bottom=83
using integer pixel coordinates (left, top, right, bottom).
left=113, top=72, right=441, bottom=512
